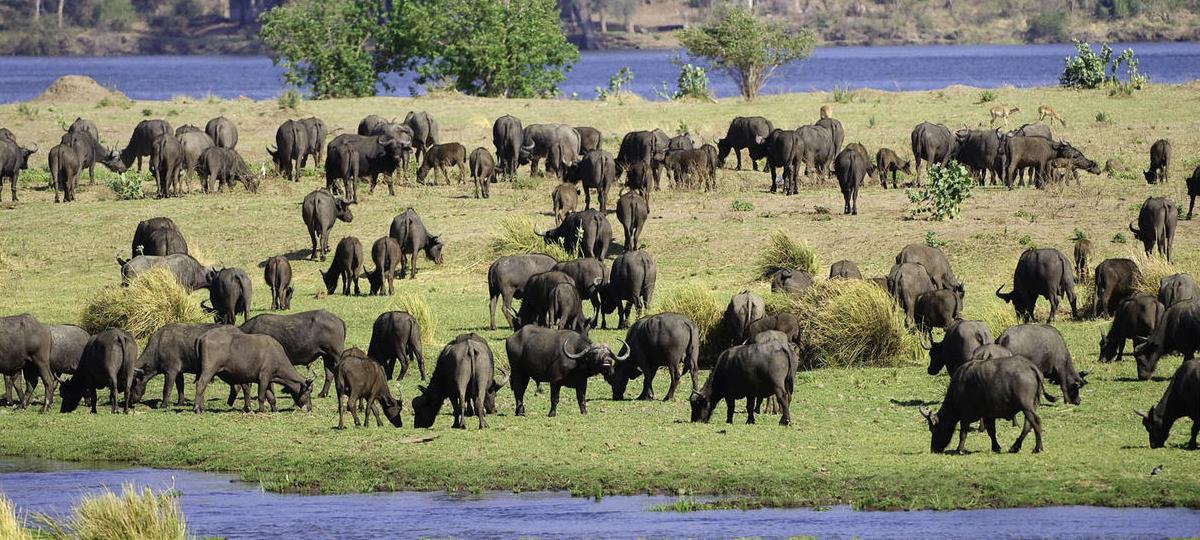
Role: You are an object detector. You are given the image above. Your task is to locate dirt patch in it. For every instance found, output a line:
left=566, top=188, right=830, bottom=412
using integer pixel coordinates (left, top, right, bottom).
left=33, top=75, right=130, bottom=105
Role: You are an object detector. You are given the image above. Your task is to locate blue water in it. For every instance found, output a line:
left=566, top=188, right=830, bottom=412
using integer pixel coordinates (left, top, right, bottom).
left=1, top=42, right=1198, bottom=103
left=1, top=458, right=1199, bottom=539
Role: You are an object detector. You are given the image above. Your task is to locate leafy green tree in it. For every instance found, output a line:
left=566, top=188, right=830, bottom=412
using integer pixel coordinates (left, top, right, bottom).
left=259, top=0, right=384, bottom=99
left=676, top=6, right=814, bottom=100
left=385, top=0, right=578, bottom=98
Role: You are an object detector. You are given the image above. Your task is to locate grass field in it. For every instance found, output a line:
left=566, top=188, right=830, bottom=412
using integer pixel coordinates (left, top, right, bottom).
left=1, top=83, right=1199, bottom=510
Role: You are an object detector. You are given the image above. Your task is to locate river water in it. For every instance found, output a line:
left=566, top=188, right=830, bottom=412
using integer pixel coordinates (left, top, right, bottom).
left=1, top=458, right=1198, bottom=539
left=1, top=42, right=1199, bottom=103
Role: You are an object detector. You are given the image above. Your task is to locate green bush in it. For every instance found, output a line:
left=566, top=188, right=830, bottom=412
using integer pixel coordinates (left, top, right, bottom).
left=832, top=85, right=855, bottom=104
left=676, top=6, right=814, bottom=100
left=977, top=90, right=996, bottom=103
left=596, top=67, right=634, bottom=102
left=674, top=63, right=712, bottom=101
left=107, top=173, right=145, bottom=200
left=756, top=230, right=819, bottom=278
left=1070, top=228, right=1087, bottom=242
left=906, top=162, right=973, bottom=221
left=924, top=231, right=947, bottom=248
left=277, top=89, right=301, bottom=110
left=730, top=199, right=754, bottom=212
left=1060, top=41, right=1147, bottom=94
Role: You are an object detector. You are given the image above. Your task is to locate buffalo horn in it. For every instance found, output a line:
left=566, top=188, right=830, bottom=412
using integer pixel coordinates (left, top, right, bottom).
left=615, top=339, right=630, bottom=361
left=562, top=340, right=587, bottom=359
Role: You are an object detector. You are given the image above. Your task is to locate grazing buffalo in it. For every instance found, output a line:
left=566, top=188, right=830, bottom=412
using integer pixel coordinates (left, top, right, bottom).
left=206, top=268, right=253, bottom=324
left=616, top=130, right=665, bottom=187
left=366, top=237, right=401, bottom=296
left=492, top=115, right=523, bottom=177
left=690, top=339, right=796, bottom=425
left=1100, top=295, right=1163, bottom=363
left=326, top=133, right=408, bottom=200
left=565, top=149, right=616, bottom=211
left=0, top=136, right=36, bottom=202
left=48, top=143, right=82, bottom=203
left=1186, top=166, right=1200, bottom=219
left=722, top=291, right=765, bottom=346
left=298, top=117, right=328, bottom=168
left=770, top=269, right=813, bottom=295
left=1130, top=197, right=1177, bottom=261
left=664, top=148, right=715, bottom=191
left=131, top=217, right=185, bottom=257
left=521, top=123, right=580, bottom=178
left=205, top=116, right=237, bottom=149
left=889, top=262, right=937, bottom=326
left=389, top=208, right=445, bottom=279
left=469, top=147, right=495, bottom=199
left=404, top=111, right=440, bottom=164
left=1004, top=137, right=1098, bottom=189
left=368, top=311, right=425, bottom=380
left=616, top=190, right=648, bottom=251
left=954, top=129, right=1003, bottom=185
left=118, top=119, right=171, bottom=172
left=118, top=254, right=217, bottom=292
left=9, top=324, right=90, bottom=406
left=1159, top=274, right=1200, bottom=308
left=178, top=130, right=214, bottom=185
left=197, top=147, right=256, bottom=193
left=815, top=117, right=844, bottom=158
left=925, top=319, right=993, bottom=377
left=59, top=328, right=138, bottom=414
left=334, top=347, right=403, bottom=429
left=128, top=323, right=220, bottom=407
left=263, top=255, right=293, bottom=311
left=1145, top=139, right=1171, bottom=184
left=539, top=209, right=612, bottom=260
left=606, top=313, right=699, bottom=401
left=1134, top=300, right=1200, bottom=381
left=794, top=125, right=834, bottom=181
left=875, top=147, right=911, bottom=189
left=546, top=283, right=589, bottom=332
left=896, top=243, right=965, bottom=297
left=193, top=327, right=313, bottom=413
left=1073, top=238, right=1092, bottom=282
left=0, top=314, right=54, bottom=411
left=600, top=251, right=657, bottom=329
left=487, top=254, right=558, bottom=330
left=996, top=248, right=1078, bottom=323
left=321, top=236, right=363, bottom=296
left=553, top=257, right=607, bottom=323
left=1092, top=258, right=1140, bottom=316
left=717, top=116, right=773, bottom=171
left=914, top=289, right=961, bottom=334
left=416, top=142, right=468, bottom=185
left=509, top=270, right=577, bottom=330
left=834, top=147, right=867, bottom=214
left=60, top=129, right=124, bottom=187
left=301, top=189, right=353, bottom=261
left=998, top=324, right=1087, bottom=404
left=505, top=326, right=626, bottom=416
left=575, top=126, right=602, bottom=152
left=910, top=122, right=957, bottom=184
left=269, top=119, right=308, bottom=183
left=150, top=133, right=184, bottom=198
left=747, top=313, right=803, bottom=349
left=829, top=260, right=862, bottom=279
left=1137, top=359, right=1200, bottom=449
left=67, top=117, right=99, bottom=141
left=552, top=182, right=579, bottom=225
left=240, top=310, right=345, bottom=398
left=920, top=355, right=1045, bottom=453
left=413, top=333, right=507, bottom=429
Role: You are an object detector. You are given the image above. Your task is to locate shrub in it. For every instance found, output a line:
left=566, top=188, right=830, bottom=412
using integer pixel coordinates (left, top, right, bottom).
left=1060, top=41, right=1147, bottom=94
left=977, top=90, right=997, bottom=103
left=831, top=85, right=855, bottom=104
left=488, top=215, right=571, bottom=261
left=1095, top=111, right=1111, bottom=123
left=0, top=496, right=30, bottom=540
left=1131, top=251, right=1178, bottom=297
left=1070, top=228, right=1087, bottom=242
left=1111, top=232, right=1127, bottom=244
left=924, top=231, right=947, bottom=248
left=674, top=63, right=712, bottom=101
left=389, top=293, right=439, bottom=350
left=756, top=230, right=819, bottom=279
left=107, top=173, right=145, bottom=200
left=80, top=268, right=207, bottom=338
left=659, top=286, right=727, bottom=364
left=16, top=104, right=37, bottom=120
left=867, top=115, right=876, bottom=128
left=141, top=108, right=153, bottom=117
left=730, top=199, right=754, bottom=212
left=906, top=162, right=973, bottom=221
left=35, top=484, right=188, bottom=540
left=596, top=66, right=634, bottom=103
left=772, top=280, right=921, bottom=368
left=277, top=89, right=301, bottom=110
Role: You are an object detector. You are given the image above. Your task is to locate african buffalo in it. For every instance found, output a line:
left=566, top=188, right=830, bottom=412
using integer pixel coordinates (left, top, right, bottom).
left=131, top=217, right=184, bottom=257
left=1100, top=295, right=1163, bottom=363
left=493, top=115, right=523, bottom=177
left=616, top=130, right=666, bottom=187
left=1092, top=258, right=1140, bottom=316
left=334, top=347, right=403, bottom=429
left=690, top=339, right=796, bottom=425
left=326, top=133, right=407, bottom=200
left=1137, top=359, right=1200, bottom=449
left=606, top=313, right=699, bottom=401
left=197, top=147, right=256, bottom=193
left=552, top=182, right=579, bottom=225
left=505, top=326, right=626, bottom=416
left=118, top=253, right=216, bottom=292
left=389, top=208, right=445, bottom=279
left=829, top=260, right=862, bottom=279
left=565, top=149, right=616, bottom=210
left=298, top=117, right=328, bottom=168
left=717, top=116, right=773, bottom=171
left=0, top=136, right=36, bottom=202
left=521, top=123, right=580, bottom=178
left=178, top=130, right=214, bottom=186
left=600, top=250, right=656, bottom=329
left=118, top=119, right=171, bottom=172
left=416, top=142, right=467, bottom=185
left=875, top=148, right=912, bottom=189
left=368, top=311, right=425, bottom=380
left=487, top=254, right=558, bottom=330
left=263, top=255, right=293, bottom=311
left=1159, top=274, right=1200, bottom=309
left=721, top=291, right=765, bottom=346
left=404, top=111, right=440, bottom=164
left=469, top=147, right=495, bottom=199
left=0, top=314, right=54, bottom=411
left=546, top=283, right=589, bottom=332
left=240, top=310, right=345, bottom=398
left=193, top=327, right=313, bottom=413
left=58, top=328, right=138, bottom=414
left=321, top=236, right=363, bottom=296
left=575, top=126, right=602, bottom=152
left=835, top=147, right=867, bottom=214
left=996, top=248, right=1078, bottom=323
left=663, top=148, right=715, bottom=191
left=270, top=120, right=308, bottom=183
left=897, top=243, right=965, bottom=297
left=9, top=324, right=90, bottom=407
left=763, top=129, right=798, bottom=194
left=747, top=313, right=803, bottom=350
left=1187, top=166, right=1200, bottom=219
left=998, top=324, right=1087, bottom=404
left=1135, top=300, right=1200, bottom=380
left=150, top=133, right=184, bottom=198
left=770, top=269, right=813, bottom=294
left=508, top=270, right=577, bottom=330
left=795, top=125, right=834, bottom=182
left=60, top=128, right=124, bottom=187
left=1004, top=136, right=1098, bottom=189
left=128, top=323, right=220, bottom=407
left=910, top=122, right=957, bottom=185
left=1073, top=238, right=1092, bottom=282
left=1145, top=139, right=1171, bottom=184
left=553, top=257, right=607, bottom=323
left=48, top=143, right=82, bottom=203
left=924, top=319, right=993, bottom=377
left=540, top=209, right=611, bottom=260
left=889, top=262, right=937, bottom=326
left=301, top=189, right=353, bottom=261
left=920, top=355, right=1044, bottom=453
left=914, top=289, right=962, bottom=334
left=1130, top=197, right=1177, bottom=261
left=413, top=333, right=507, bottom=429
left=366, top=236, right=401, bottom=296
left=616, top=190, right=648, bottom=251
left=206, top=268, right=253, bottom=324
left=954, top=129, right=1003, bottom=185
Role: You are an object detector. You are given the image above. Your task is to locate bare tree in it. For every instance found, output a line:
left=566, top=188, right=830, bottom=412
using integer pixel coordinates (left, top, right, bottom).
left=34, top=0, right=41, bottom=22
left=57, top=0, right=64, bottom=28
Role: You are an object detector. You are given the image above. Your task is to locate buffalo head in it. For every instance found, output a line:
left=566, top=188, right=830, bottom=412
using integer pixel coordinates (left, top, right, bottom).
left=604, top=356, right=643, bottom=401
left=689, top=390, right=712, bottom=423
left=334, top=198, right=354, bottom=222
left=1136, top=407, right=1170, bottom=449
left=412, top=386, right=438, bottom=429
left=995, top=285, right=1034, bottom=322
left=919, top=405, right=955, bottom=453
left=380, top=394, right=404, bottom=427
left=562, top=338, right=628, bottom=377
left=1132, top=340, right=1162, bottom=381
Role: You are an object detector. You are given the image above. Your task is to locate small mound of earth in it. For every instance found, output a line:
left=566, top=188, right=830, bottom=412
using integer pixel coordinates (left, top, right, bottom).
left=33, top=75, right=129, bottom=104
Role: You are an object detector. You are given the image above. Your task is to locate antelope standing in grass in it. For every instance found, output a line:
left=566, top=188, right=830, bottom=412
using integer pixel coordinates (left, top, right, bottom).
left=1039, top=105, right=1067, bottom=127
left=990, top=106, right=1020, bottom=127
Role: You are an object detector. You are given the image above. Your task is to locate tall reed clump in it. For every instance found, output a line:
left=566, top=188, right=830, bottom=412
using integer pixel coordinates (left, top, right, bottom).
left=390, top=293, right=438, bottom=350
left=659, top=285, right=727, bottom=364
left=772, top=280, right=921, bottom=368
left=755, top=230, right=819, bottom=279
left=79, top=268, right=206, bottom=338
left=0, top=496, right=31, bottom=540
left=488, top=215, right=571, bottom=262
left=1131, top=250, right=1179, bottom=296
left=35, top=484, right=189, bottom=540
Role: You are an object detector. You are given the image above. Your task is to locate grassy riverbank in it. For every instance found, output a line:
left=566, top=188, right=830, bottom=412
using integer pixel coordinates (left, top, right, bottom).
left=0, top=84, right=1199, bottom=509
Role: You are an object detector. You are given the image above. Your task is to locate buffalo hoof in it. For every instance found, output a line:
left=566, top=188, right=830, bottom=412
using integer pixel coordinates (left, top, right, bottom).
left=547, top=411, right=557, bottom=417
left=636, top=395, right=654, bottom=401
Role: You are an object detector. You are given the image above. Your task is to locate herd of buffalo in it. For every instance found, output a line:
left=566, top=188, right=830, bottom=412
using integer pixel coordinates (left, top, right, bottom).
left=1, top=105, right=1199, bottom=455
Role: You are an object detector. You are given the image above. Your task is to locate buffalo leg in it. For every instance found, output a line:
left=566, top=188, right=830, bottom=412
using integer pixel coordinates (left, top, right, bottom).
left=193, top=372, right=215, bottom=413
left=512, top=373, right=529, bottom=416
left=664, top=363, right=682, bottom=402
left=336, top=388, right=347, bottom=429
left=1011, top=411, right=1033, bottom=453
left=450, top=390, right=465, bottom=429
left=368, top=400, right=383, bottom=427
left=575, top=381, right=588, bottom=415
left=87, top=388, right=98, bottom=414
left=746, top=397, right=758, bottom=424
left=956, top=420, right=971, bottom=453
left=723, top=397, right=735, bottom=424
left=473, top=389, right=488, bottom=429
left=348, top=388, right=363, bottom=426
left=319, top=357, right=335, bottom=398
left=548, top=383, right=561, bottom=417
left=226, top=384, right=239, bottom=408
left=241, top=384, right=252, bottom=412
left=775, top=389, right=791, bottom=426
left=308, top=227, right=319, bottom=261
left=984, top=418, right=1001, bottom=452
left=1187, top=422, right=1198, bottom=450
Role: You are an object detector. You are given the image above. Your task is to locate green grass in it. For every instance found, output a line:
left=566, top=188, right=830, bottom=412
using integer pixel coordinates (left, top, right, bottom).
left=1, top=85, right=1199, bottom=510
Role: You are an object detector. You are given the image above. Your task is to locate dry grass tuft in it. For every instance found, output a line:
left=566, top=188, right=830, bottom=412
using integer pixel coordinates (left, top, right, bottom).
left=488, top=215, right=571, bottom=262
left=389, top=293, right=439, bottom=349
left=1130, top=250, right=1179, bottom=297
left=659, top=285, right=723, bottom=344
left=0, top=496, right=31, bottom=540
left=773, top=279, right=921, bottom=368
left=756, top=230, right=819, bottom=279
left=80, top=268, right=207, bottom=338
left=36, top=484, right=189, bottom=540
left=973, top=301, right=1020, bottom=337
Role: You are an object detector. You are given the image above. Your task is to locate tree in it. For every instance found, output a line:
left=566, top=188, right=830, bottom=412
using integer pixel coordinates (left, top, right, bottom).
left=677, top=6, right=814, bottom=100
left=383, top=0, right=579, bottom=98
left=259, top=0, right=384, bottom=99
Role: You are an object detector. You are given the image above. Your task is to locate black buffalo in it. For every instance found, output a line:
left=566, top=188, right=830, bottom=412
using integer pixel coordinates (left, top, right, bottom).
left=1137, top=359, right=1200, bottom=449
left=1100, top=295, right=1163, bottom=363
left=205, top=116, right=237, bottom=149
left=829, top=260, right=862, bottom=279
left=0, top=314, right=54, bottom=411
left=413, top=333, right=507, bottom=429
left=1159, top=274, right=1200, bottom=309
left=298, top=117, right=328, bottom=168
left=118, top=253, right=217, bottom=292
left=118, top=119, right=171, bottom=172
left=924, top=319, right=993, bottom=377
left=193, top=327, right=313, bottom=413
left=888, top=262, right=937, bottom=326
left=264, top=255, right=293, bottom=310
left=326, top=133, right=407, bottom=200
left=997, top=324, right=1087, bottom=404
left=240, top=310, right=346, bottom=398
left=910, top=122, right=957, bottom=184
left=197, top=147, right=257, bottom=193
left=717, top=116, right=773, bottom=171
left=1134, top=300, right=1200, bottom=381
left=48, top=143, right=82, bottom=203
left=270, top=119, right=308, bottom=182
left=60, top=128, right=125, bottom=187
left=1092, top=258, right=1140, bottom=317
left=552, top=182, right=579, bottom=224
left=914, top=289, right=961, bottom=334
left=205, top=268, right=253, bottom=324
left=334, top=347, right=403, bottom=429
left=606, top=313, right=699, bottom=401
left=920, top=355, right=1044, bottom=453
left=875, top=147, right=912, bottom=189
left=747, top=313, right=803, bottom=350
left=129, top=323, right=220, bottom=407
left=522, top=123, right=581, bottom=178
left=690, top=339, right=796, bottom=425
left=770, top=269, right=813, bottom=295
left=469, top=147, right=495, bottom=199
left=565, top=149, right=616, bottom=211
left=389, top=208, right=445, bottom=279
left=368, top=311, right=425, bottom=380
left=131, top=217, right=185, bottom=258
left=508, top=270, right=577, bottom=330
left=301, top=189, right=353, bottom=261
left=150, top=133, right=184, bottom=198
left=600, top=250, right=656, bottom=329
left=1129, top=197, right=1177, bottom=261
left=539, top=209, right=612, bottom=260
left=575, top=126, right=602, bottom=152
left=0, top=135, right=36, bottom=202
left=366, top=236, right=401, bottom=296
left=487, top=254, right=558, bottom=330
left=896, top=243, right=965, bottom=297
left=492, top=115, right=523, bottom=177
left=505, top=326, right=626, bottom=416
left=321, top=236, right=363, bottom=296
left=616, top=190, right=648, bottom=251
left=721, top=291, right=765, bottom=346
left=996, top=248, right=1078, bottom=323
left=416, top=142, right=467, bottom=185
left=834, top=147, right=867, bottom=214
left=404, top=111, right=440, bottom=164
left=58, top=328, right=138, bottom=414
left=1145, top=139, right=1171, bottom=184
